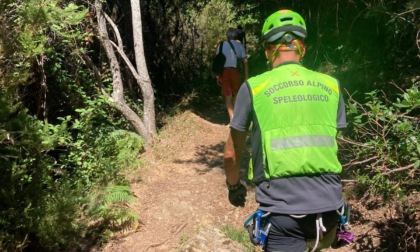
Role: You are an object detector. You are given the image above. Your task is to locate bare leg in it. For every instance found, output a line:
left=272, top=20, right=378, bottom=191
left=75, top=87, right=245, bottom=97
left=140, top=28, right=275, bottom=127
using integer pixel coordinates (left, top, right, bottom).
left=225, top=95, right=234, bottom=120
left=232, top=94, right=237, bottom=109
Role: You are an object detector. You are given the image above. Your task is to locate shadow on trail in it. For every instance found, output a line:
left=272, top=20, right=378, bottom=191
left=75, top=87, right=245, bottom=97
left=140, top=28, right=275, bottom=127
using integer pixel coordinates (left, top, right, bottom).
left=173, top=141, right=251, bottom=184
left=173, top=142, right=225, bottom=171
left=190, top=95, right=230, bottom=125
left=175, top=94, right=253, bottom=183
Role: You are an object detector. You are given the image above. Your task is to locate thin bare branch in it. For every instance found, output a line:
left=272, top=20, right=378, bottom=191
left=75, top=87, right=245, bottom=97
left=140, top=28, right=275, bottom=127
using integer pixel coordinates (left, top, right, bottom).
left=103, top=11, right=124, bottom=50
left=107, top=40, right=148, bottom=88
left=382, top=164, right=415, bottom=175
left=341, top=179, right=358, bottom=183
left=339, top=137, right=374, bottom=148
left=396, top=8, right=420, bottom=16
left=390, top=81, right=405, bottom=93
left=398, top=115, right=420, bottom=121
left=343, top=155, right=379, bottom=167
left=370, top=159, right=381, bottom=168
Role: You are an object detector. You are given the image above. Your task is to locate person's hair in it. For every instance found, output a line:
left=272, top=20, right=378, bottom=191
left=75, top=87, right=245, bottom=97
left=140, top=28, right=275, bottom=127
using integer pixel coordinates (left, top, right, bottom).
left=264, top=41, right=304, bottom=51
left=237, top=25, right=243, bottom=30
left=226, top=28, right=238, bottom=40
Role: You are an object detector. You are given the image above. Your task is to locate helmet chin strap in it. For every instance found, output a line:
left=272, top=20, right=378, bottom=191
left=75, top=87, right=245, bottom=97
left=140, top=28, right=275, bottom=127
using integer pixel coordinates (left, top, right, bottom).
left=268, top=44, right=282, bottom=67
left=268, top=39, right=304, bottom=68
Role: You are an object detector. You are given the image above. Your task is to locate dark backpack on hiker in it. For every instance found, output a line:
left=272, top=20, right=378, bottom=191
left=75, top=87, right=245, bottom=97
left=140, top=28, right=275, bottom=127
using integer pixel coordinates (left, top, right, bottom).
left=212, top=41, right=226, bottom=76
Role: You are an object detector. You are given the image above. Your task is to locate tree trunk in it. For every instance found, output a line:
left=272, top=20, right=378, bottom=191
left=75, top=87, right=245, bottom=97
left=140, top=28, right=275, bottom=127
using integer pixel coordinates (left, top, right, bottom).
left=94, top=0, right=153, bottom=149
left=130, top=0, right=157, bottom=136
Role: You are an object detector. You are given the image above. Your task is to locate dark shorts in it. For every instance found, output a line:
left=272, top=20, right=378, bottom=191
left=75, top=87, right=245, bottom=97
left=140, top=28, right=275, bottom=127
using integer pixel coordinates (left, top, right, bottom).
left=265, top=210, right=340, bottom=252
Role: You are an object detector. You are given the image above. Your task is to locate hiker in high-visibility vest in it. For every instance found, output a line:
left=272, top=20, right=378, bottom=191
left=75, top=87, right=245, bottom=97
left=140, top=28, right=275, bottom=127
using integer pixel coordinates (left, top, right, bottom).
left=223, top=10, right=347, bottom=252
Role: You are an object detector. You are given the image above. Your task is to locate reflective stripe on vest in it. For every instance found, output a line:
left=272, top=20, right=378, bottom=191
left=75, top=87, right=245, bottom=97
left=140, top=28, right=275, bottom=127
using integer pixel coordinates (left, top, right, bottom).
left=271, top=135, right=335, bottom=150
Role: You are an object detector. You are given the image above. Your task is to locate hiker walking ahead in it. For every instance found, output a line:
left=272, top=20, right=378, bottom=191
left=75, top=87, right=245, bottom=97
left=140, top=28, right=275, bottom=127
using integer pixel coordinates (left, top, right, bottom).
left=223, top=10, right=347, bottom=252
left=216, top=28, right=248, bottom=120
left=236, top=25, right=247, bottom=50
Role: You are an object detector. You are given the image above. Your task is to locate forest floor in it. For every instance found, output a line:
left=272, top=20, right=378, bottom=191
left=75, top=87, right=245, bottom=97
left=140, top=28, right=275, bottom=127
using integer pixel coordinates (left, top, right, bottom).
left=94, top=95, right=418, bottom=252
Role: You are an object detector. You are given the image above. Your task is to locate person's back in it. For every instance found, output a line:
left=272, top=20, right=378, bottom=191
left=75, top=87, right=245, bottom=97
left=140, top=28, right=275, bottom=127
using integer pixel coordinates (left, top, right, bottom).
left=223, top=10, right=347, bottom=252
left=217, top=39, right=246, bottom=71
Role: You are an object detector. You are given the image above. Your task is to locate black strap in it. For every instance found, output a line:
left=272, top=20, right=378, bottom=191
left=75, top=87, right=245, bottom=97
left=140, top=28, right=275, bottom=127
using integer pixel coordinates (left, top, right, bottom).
left=218, top=41, right=224, bottom=55
left=227, top=40, right=238, bottom=57
left=228, top=40, right=244, bottom=70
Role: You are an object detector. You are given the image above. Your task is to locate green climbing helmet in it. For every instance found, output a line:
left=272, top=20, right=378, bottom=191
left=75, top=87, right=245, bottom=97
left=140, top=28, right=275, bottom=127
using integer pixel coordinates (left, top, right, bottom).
left=262, top=10, right=307, bottom=43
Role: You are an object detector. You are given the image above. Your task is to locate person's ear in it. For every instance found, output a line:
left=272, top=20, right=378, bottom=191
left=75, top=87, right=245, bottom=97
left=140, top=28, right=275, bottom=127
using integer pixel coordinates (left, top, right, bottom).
left=301, top=46, right=306, bottom=59
left=264, top=48, right=273, bottom=60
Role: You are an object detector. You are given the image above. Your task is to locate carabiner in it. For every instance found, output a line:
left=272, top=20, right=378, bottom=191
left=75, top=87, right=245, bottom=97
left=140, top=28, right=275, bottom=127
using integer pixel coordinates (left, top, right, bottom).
left=244, top=210, right=271, bottom=246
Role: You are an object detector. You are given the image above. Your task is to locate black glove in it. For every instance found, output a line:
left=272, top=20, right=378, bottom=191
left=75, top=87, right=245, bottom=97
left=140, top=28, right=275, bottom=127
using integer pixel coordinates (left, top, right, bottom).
left=227, top=181, right=247, bottom=207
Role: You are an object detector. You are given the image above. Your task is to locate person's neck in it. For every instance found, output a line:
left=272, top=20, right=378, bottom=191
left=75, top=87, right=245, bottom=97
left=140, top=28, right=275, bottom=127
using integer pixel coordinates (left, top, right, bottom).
left=271, top=52, right=300, bottom=68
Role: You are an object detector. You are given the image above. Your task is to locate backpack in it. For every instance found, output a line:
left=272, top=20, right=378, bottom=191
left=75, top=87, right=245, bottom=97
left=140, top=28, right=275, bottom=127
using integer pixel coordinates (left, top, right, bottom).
left=227, top=41, right=244, bottom=78
left=211, top=41, right=226, bottom=76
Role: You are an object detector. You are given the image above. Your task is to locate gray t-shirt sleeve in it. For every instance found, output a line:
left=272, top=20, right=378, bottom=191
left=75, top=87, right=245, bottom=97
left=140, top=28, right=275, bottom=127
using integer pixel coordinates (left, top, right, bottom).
left=337, top=82, right=347, bottom=129
left=232, top=41, right=246, bottom=59
left=238, top=43, right=247, bottom=59
left=230, top=83, right=252, bottom=131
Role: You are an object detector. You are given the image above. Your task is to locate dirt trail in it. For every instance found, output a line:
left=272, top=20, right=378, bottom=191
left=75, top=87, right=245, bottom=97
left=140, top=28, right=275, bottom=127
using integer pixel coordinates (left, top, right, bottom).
left=97, top=98, right=382, bottom=252
left=99, top=98, right=258, bottom=252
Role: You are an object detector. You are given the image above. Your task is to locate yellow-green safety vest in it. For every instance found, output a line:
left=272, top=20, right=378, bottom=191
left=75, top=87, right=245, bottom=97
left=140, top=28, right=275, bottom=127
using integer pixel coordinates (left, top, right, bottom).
left=247, top=63, right=342, bottom=181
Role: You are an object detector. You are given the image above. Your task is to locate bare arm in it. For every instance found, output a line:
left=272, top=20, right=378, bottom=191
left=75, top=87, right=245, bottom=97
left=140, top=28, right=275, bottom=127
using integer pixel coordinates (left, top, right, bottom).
left=224, top=128, right=247, bottom=185
left=243, top=58, right=249, bottom=81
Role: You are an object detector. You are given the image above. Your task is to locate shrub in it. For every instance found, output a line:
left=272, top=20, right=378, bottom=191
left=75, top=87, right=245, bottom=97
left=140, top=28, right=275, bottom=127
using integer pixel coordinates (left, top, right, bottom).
left=0, top=92, right=142, bottom=250
left=340, top=79, right=419, bottom=200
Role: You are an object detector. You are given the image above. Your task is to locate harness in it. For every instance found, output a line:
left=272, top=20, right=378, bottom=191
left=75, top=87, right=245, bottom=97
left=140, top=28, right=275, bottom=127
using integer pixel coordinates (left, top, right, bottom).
left=244, top=202, right=355, bottom=251
left=288, top=213, right=328, bottom=252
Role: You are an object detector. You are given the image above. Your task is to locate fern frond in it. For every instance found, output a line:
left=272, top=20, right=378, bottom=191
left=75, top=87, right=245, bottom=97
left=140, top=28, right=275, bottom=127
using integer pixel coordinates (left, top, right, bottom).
left=87, top=185, right=139, bottom=233
left=104, top=185, right=136, bottom=204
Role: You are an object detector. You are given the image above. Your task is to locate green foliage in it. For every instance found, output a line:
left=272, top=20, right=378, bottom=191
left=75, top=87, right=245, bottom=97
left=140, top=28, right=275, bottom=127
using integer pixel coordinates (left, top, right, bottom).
left=0, top=90, right=143, bottom=250
left=221, top=225, right=257, bottom=252
left=198, top=0, right=236, bottom=46
left=66, top=94, right=143, bottom=181
left=0, top=0, right=88, bottom=92
left=309, top=0, right=418, bottom=97
left=0, top=91, right=74, bottom=250
left=342, top=80, right=419, bottom=200
left=88, top=185, right=139, bottom=233
left=14, top=0, right=88, bottom=57
left=35, top=181, right=89, bottom=249
left=0, top=0, right=146, bottom=249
